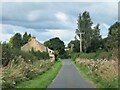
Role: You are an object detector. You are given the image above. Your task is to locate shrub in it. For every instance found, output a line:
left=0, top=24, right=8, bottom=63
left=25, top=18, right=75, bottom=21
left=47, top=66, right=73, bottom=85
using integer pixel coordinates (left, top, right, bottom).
left=71, top=51, right=113, bottom=61
left=30, top=50, right=49, bottom=60
left=2, top=43, right=13, bottom=66
left=58, top=51, right=70, bottom=59
left=71, top=53, right=80, bottom=61
left=75, top=58, right=118, bottom=88
left=2, top=58, right=53, bottom=88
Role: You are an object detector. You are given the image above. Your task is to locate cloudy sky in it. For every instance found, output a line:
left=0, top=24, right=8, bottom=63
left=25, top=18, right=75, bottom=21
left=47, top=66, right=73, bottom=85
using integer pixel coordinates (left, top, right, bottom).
left=0, top=2, right=118, bottom=46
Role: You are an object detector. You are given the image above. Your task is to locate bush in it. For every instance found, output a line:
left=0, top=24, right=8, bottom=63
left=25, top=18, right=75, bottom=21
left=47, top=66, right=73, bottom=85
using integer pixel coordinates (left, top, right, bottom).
left=71, top=51, right=113, bottom=61
left=11, top=48, right=37, bottom=63
left=2, top=46, right=36, bottom=66
left=2, top=43, right=13, bottom=66
left=2, top=42, right=50, bottom=66
left=71, top=53, right=80, bottom=61
left=58, top=51, right=70, bottom=59
left=2, top=59, right=53, bottom=88
left=30, top=50, right=49, bottom=60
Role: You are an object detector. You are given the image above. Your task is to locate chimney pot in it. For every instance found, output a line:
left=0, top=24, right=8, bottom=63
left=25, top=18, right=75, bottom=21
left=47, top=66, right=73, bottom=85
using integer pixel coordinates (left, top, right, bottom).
left=32, top=36, right=36, bottom=40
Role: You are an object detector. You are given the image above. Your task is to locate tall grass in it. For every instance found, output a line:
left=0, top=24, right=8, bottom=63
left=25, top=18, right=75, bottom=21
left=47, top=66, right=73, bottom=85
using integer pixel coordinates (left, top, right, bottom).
left=2, top=57, right=54, bottom=88
left=73, top=49, right=118, bottom=89
left=75, top=62, right=118, bottom=88
left=16, top=60, right=62, bottom=88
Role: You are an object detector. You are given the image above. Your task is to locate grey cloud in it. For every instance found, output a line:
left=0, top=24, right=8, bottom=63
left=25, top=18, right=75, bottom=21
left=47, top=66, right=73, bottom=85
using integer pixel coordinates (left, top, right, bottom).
left=1, top=2, right=118, bottom=38
left=2, top=19, right=74, bottom=29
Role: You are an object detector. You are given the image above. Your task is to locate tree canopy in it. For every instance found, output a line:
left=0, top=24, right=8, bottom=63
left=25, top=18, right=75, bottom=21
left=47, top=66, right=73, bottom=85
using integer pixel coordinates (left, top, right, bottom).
left=76, top=11, right=102, bottom=52
left=68, top=40, right=80, bottom=52
left=44, top=37, right=65, bottom=58
left=23, top=32, right=32, bottom=45
left=8, top=32, right=32, bottom=49
left=12, top=33, right=23, bottom=49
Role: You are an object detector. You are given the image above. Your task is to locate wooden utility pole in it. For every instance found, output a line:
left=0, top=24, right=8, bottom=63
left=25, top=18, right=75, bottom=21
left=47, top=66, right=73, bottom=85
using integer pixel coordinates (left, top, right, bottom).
left=79, top=32, right=84, bottom=52
left=71, top=44, right=74, bottom=52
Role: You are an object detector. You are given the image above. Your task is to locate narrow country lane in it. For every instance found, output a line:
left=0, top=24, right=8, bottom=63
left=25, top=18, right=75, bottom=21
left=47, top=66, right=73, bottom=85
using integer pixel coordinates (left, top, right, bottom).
left=48, top=59, right=95, bottom=88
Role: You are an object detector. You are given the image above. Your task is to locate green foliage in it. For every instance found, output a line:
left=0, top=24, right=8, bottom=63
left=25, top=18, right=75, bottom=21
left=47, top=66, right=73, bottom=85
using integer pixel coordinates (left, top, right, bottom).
left=2, top=43, right=36, bottom=66
left=11, top=49, right=37, bottom=63
left=68, top=40, right=80, bottom=52
left=76, top=11, right=103, bottom=52
left=101, top=37, right=110, bottom=51
left=76, top=11, right=93, bottom=52
left=8, top=36, right=14, bottom=48
left=107, top=22, right=120, bottom=49
left=16, top=60, right=62, bottom=88
left=30, top=48, right=49, bottom=60
left=2, top=42, right=50, bottom=67
left=22, top=32, right=32, bottom=45
left=87, top=24, right=102, bottom=52
left=100, top=22, right=120, bottom=51
left=71, top=51, right=113, bottom=61
left=8, top=32, right=32, bottom=49
left=2, top=60, right=54, bottom=88
left=12, top=33, right=23, bottom=49
left=75, top=63, right=118, bottom=88
left=2, top=42, right=13, bottom=66
left=58, top=51, right=70, bottom=59
left=44, top=37, right=65, bottom=58
left=71, top=53, right=80, bottom=61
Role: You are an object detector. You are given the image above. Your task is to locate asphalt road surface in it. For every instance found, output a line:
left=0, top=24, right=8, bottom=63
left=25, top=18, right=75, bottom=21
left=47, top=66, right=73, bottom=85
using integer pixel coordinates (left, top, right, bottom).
left=48, top=59, right=94, bottom=88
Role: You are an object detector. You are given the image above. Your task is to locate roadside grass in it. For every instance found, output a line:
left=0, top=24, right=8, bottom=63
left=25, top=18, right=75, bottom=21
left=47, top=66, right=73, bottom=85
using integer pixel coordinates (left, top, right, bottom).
left=16, top=60, right=62, bottom=89
left=75, top=62, right=119, bottom=89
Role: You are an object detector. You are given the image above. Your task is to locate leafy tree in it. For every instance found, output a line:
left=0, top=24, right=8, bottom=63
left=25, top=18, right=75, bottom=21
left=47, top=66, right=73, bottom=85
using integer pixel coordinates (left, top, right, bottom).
left=76, top=11, right=93, bottom=52
left=101, top=37, right=110, bottom=51
left=8, top=36, right=14, bottom=48
left=8, top=32, right=31, bottom=49
left=12, top=33, right=23, bottom=49
left=68, top=40, right=80, bottom=52
left=44, top=37, right=65, bottom=58
left=22, top=32, right=31, bottom=45
left=2, top=42, right=13, bottom=66
left=53, top=50, right=59, bottom=61
left=100, top=22, right=120, bottom=52
left=107, top=22, right=120, bottom=49
left=88, top=24, right=102, bottom=52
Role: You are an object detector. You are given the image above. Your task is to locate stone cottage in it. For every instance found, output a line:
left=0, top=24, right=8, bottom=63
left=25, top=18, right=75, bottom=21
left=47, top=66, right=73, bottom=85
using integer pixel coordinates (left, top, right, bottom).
left=21, top=36, right=55, bottom=60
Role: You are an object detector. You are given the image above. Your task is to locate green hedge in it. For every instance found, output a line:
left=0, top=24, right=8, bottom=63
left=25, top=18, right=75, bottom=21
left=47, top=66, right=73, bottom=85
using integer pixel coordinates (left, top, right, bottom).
left=71, top=50, right=113, bottom=61
left=2, top=43, right=49, bottom=67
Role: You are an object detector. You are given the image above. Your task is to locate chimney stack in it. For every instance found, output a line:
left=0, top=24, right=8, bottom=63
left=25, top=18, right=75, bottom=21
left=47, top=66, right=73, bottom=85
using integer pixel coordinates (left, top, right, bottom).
left=32, top=36, right=36, bottom=41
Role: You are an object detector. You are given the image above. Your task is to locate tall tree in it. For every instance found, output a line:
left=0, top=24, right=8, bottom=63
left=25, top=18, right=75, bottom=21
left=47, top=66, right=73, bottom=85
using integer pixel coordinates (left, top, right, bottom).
left=22, top=32, right=31, bottom=45
left=88, top=24, right=102, bottom=52
left=107, top=22, right=120, bottom=49
left=100, top=22, right=120, bottom=51
left=12, top=33, right=22, bottom=49
left=76, top=11, right=93, bottom=52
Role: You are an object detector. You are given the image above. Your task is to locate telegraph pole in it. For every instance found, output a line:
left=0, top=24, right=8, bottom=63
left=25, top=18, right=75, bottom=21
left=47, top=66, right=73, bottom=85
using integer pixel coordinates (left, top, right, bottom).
left=80, top=32, right=84, bottom=52
left=71, top=44, right=74, bottom=52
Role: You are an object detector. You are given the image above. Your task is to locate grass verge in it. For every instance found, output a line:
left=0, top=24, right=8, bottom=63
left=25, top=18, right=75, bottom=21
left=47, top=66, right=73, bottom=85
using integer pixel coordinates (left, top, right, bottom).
left=16, top=60, right=62, bottom=89
left=74, top=62, right=118, bottom=89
